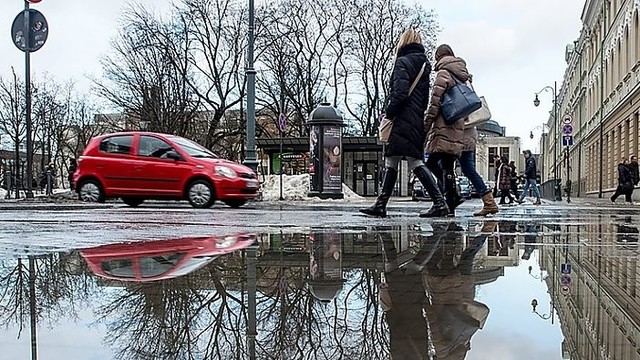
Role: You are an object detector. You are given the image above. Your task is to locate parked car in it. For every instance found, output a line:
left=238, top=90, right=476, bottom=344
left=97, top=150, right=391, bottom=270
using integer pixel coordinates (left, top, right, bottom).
left=458, top=176, right=471, bottom=199
left=73, top=132, right=259, bottom=208
left=411, top=174, right=462, bottom=201
left=81, top=233, right=256, bottom=282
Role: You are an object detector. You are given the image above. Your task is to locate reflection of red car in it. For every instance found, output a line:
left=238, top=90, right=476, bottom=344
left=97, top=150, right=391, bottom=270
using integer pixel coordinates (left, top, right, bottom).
left=81, top=233, right=256, bottom=282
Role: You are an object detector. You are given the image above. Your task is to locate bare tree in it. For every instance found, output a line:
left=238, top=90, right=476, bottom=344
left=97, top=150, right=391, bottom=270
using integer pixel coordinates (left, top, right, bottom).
left=93, top=3, right=200, bottom=137
left=336, top=0, right=438, bottom=136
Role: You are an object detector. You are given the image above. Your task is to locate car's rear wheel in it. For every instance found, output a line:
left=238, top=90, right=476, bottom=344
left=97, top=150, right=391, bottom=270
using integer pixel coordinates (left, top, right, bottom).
left=224, top=199, right=247, bottom=208
left=78, top=179, right=105, bottom=203
left=187, top=180, right=215, bottom=208
left=122, top=197, right=144, bottom=207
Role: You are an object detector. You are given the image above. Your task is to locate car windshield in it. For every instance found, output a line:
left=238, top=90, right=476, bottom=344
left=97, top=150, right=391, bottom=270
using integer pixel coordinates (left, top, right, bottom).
left=169, top=136, right=218, bottom=159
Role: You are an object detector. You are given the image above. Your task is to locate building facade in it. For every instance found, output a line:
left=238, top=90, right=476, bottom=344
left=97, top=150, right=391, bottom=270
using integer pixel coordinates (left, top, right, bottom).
left=558, top=0, right=640, bottom=199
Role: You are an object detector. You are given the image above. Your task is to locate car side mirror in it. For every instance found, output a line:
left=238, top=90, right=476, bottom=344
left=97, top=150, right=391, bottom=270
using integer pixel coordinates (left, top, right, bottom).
left=166, top=151, right=183, bottom=161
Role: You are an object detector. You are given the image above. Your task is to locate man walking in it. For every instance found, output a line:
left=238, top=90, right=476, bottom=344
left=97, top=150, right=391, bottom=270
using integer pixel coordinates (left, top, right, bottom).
left=629, top=155, right=639, bottom=202
left=515, top=150, right=542, bottom=205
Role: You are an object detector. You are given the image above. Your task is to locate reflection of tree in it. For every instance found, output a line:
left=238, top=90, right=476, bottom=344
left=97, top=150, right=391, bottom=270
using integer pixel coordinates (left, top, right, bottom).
left=0, top=252, right=96, bottom=357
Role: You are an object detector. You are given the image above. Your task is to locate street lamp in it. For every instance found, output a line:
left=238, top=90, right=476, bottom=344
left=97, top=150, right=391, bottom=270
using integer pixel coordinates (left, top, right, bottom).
left=243, top=0, right=259, bottom=172
left=533, top=82, right=562, bottom=201
left=530, top=298, right=553, bottom=320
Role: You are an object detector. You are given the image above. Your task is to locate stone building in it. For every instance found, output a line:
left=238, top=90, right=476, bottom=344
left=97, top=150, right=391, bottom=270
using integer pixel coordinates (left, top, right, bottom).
left=558, top=0, right=640, bottom=199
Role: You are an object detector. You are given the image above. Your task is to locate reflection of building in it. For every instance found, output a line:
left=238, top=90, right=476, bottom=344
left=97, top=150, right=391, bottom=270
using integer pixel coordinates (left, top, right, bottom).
left=543, top=221, right=640, bottom=359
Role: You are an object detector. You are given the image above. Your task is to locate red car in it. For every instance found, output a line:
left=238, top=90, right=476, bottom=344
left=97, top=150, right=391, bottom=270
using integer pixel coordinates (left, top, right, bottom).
left=81, top=233, right=256, bottom=282
left=73, top=132, right=259, bottom=208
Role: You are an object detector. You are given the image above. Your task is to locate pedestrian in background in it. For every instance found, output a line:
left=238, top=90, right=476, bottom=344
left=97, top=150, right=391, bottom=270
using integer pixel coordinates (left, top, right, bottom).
left=492, top=154, right=500, bottom=197
left=423, top=44, right=469, bottom=217
left=629, top=155, right=639, bottom=201
left=68, top=158, right=77, bottom=191
left=359, top=28, right=447, bottom=218
left=611, top=157, right=633, bottom=204
left=459, top=124, right=498, bottom=216
left=497, top=156, right=515, bottom=205
left=508, top=160, right=519, bottom=199
left=515, top=150, right=541, bottom=205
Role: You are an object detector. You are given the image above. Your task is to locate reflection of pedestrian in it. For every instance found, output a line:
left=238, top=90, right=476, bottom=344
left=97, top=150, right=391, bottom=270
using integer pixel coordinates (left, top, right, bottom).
left=379, top=221, right=492, bottom=359
left=521, top=223, right=540, bottom=260
left=359, top=28, right=445, bottom=218
left=611, top=157, right=633, bottom=203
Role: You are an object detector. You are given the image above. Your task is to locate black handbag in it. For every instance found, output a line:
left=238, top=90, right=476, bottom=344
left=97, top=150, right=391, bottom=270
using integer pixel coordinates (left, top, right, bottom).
left=440, top=71, right=482, bottom=125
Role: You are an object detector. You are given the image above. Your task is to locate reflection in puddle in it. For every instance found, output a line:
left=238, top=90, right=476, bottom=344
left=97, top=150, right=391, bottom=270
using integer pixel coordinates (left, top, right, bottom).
left=1, top=218, right=640, bottom=359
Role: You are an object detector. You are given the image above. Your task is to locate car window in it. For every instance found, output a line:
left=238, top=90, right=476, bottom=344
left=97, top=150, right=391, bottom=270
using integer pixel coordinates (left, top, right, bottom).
left=138, top=136, right=174, bottom=158
left=99, top=135, right=133, bottom=155
left=101, top=259, right=135, bottom=278
left=168, top=136, right=218, bottom=158
left=139, top=253, right=185, bottom=278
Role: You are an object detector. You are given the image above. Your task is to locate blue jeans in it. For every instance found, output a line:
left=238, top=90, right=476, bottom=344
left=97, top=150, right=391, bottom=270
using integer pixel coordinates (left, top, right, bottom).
left=519, top=178, right=541, bottom=201
left=459, top=151, right=489, bottom=196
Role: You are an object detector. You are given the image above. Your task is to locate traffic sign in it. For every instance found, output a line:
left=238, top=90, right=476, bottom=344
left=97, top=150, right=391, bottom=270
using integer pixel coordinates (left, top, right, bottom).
left=560, top=274, right=572, bottom=285
left=27, top=0, right=43, bottom=3
left=562, top=124, right=573, bottom=135
left=561, top=263, right=572, bottom=274
left=11, top=9, right=48, bottom=52
left=561, top=285, right=570, bottom=295
left=278, top=113, right=287, bottom=132
left=562, top=114, right=573, bottom=125
left=562, top=135, right=574, bottom=146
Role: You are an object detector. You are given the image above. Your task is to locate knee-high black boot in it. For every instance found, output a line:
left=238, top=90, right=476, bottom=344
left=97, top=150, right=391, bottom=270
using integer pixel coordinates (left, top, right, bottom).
left=359, top=168, right=397, bottom=217
left=443, top=169, right=464, bottom=216
left=414, top=165, right=449, bottom=217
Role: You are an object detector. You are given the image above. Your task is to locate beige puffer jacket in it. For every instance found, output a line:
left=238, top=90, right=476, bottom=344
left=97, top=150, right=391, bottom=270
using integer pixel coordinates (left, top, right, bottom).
left=424, top=56, right=470, bottom=157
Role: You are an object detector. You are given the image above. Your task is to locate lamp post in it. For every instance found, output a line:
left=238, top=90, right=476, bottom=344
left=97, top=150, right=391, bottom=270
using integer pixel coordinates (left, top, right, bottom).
left=243, top=0, right=259, bottom=173
left=533, top=81, right=562, bottom=201
left=530, top=298, right=553, bottom=320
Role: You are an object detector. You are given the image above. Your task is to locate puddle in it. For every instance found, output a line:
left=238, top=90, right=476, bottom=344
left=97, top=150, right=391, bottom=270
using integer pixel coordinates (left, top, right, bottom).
left=0, top=218, right=638, bottom=359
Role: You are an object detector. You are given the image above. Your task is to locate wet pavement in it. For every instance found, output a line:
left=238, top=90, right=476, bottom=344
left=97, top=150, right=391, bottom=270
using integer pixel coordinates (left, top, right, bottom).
left=0, top=198, right=639, bottom=359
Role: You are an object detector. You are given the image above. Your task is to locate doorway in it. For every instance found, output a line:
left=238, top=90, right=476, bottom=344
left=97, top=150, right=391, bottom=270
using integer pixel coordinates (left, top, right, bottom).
left=353, top=161, right=378, bottom=196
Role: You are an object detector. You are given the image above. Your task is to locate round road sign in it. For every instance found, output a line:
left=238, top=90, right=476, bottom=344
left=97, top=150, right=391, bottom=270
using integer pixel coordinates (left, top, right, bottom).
left=11, top=9, right=49, bottom=53
left=562, top=114, right=573, bottom=125
left=27, top=0, right=43, bottom=3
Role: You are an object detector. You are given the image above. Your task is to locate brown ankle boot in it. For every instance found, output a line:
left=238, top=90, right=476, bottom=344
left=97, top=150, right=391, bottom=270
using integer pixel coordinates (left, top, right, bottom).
left=474, top=193, right=499, bottom=216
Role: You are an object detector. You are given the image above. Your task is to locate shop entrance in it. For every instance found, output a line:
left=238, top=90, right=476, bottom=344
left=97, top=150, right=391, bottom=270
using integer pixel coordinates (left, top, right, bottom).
left=353, top=161, right=378, bottom=197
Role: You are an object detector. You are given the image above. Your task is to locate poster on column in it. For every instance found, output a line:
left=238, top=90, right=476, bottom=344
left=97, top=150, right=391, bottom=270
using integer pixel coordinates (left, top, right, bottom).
left=309, top=126, right=320, bottom=192
left=322, top=125, right=342, bottom=191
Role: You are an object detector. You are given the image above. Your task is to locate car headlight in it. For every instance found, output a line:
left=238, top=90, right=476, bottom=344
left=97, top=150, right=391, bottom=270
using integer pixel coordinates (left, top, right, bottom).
left=216, top=236, right=238, bottom=248
left=215, top=166, right=237, bottom=178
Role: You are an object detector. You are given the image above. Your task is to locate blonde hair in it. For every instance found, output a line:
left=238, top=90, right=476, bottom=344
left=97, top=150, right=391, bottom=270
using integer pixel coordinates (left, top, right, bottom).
left=396, top=28, right=422, bottom=53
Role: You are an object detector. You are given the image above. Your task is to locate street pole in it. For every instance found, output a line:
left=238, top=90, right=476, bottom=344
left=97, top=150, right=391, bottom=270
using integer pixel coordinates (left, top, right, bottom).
left=243, top=0, right=259, bottom=173
left=598, top=0, right=606, bottom=198
left=24, top=0, right=34, bottom=198
left=553, top=81, right=561, bottom=201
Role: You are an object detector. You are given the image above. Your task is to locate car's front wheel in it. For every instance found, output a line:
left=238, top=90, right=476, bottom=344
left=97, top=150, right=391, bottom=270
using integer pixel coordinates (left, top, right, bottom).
left=78, top=179, right=105, bottom=203
left=122, top=197, right=144, bottom=207
left=187, top=180, right=215, bottom=208
left=224, top=199, right=247, bottom=208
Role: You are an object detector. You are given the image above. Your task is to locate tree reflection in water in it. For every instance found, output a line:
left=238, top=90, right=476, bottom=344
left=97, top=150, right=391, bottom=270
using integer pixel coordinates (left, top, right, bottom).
left=0, top=226, right=497, bottom=359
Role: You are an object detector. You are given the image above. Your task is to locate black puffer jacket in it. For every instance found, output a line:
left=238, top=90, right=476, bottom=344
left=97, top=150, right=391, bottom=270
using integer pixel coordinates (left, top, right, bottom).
left=384, top=43, right=431, bottom=159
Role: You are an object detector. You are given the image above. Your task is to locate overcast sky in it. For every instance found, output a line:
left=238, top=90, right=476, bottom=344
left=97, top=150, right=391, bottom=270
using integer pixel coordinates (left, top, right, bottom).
left=0, top=0, right=584, bottom=153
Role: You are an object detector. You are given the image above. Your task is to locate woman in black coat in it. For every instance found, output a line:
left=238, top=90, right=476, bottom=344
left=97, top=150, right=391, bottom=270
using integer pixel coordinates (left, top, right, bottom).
left=360, top=28, right=448, bottom=218
left=611, top=157, right=633, bottom=203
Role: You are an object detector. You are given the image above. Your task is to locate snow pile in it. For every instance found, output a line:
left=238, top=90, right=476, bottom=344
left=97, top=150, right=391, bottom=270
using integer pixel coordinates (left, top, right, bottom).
left=259, top=174, right=364, bottom=202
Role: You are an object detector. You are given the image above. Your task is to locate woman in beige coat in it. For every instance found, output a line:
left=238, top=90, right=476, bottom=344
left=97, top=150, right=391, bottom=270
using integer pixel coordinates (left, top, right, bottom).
left=423, top=44, right=467, bottom=217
